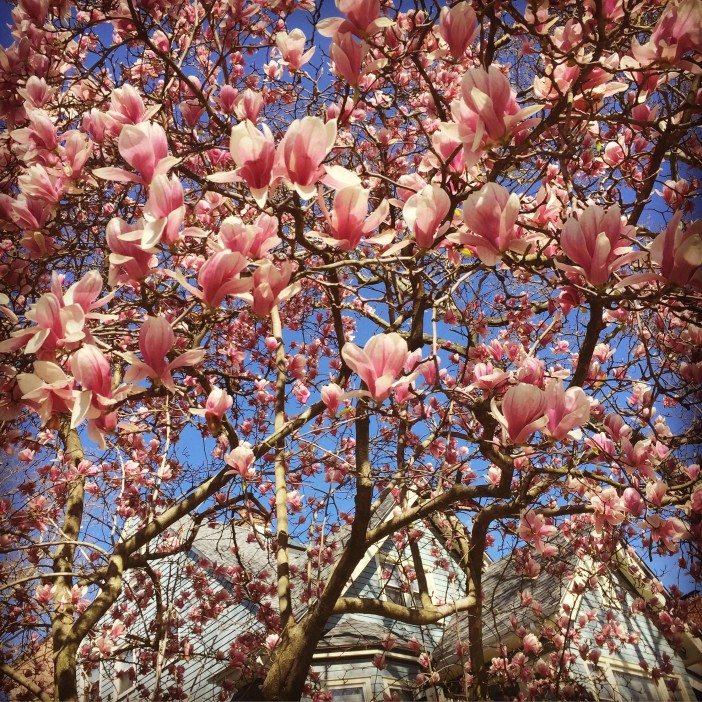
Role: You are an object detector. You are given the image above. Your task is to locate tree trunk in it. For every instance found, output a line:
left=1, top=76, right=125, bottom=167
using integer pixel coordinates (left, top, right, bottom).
left=258, top=622, right=320, bottom=701
left=54, top=643, right=79, bottom=702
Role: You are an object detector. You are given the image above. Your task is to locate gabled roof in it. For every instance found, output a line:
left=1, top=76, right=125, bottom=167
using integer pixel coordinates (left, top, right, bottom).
left=183, top=495, right=402, bottom=619
left=435, top=547, right=577, bottom=665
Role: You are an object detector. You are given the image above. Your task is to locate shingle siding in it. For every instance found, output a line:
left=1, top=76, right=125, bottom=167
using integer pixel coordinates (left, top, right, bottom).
left=87, top=522, right=698, bottom=702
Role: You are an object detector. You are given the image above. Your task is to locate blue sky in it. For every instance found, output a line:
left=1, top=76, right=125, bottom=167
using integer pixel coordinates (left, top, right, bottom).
left=2, top=0, right=697, bottom=596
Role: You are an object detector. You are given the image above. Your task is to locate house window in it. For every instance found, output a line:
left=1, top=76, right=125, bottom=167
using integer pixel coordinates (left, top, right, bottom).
left=326, top=679, right=372, bottom=702
left=387, top=686, right=414, bottom=701
left=377, top=555, right=422, bottom=608
left=588, top=664, right=617, bottom=702
left=330, top=686, right=366, bottom=702
left=114, top=650, right=135, bottom=701
left=589, top=663, right=670, bottom=702
left=611, top=669, right=660, bottom=700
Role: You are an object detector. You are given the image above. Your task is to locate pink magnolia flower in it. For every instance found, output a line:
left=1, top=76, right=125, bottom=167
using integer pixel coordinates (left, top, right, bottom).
left=144, top=174, right=185, bottom=246
left=209, top=121, right=276, bottom=207
left=287, top=489, right=303, bottom=512
left=450, top=183, right=525, bottom=265
left=123, top=317, right=205, bottom=392
left=10, top=108, right=58, bottom=164
left=225, top=444, right=256, bottom=479
left=275, top=117, right=337, bottom=199
left=645, top=480, right=667, bottom=507
left=218, top=213, right=280, bottom=260
left=661, top=178, right=692, bottom=209
left=198, top=387, right=233, bottom=421
left=70, top=345, right=117, bottom=433
left=543, top=379, right=590, bottom=441
left=644, top=515, right=687, bottom=553
left=558, top=204, right=639, bottom=286
left=107, top=84, right=157, bottom=129
left=632, top=0, right=702, bottom=65
left=516, top=356, right=545, bottom=386
left=293, top=382, right=310, bottom=404
left=472, top=362, right=510, bottom=390
left=330, top=31, right=387, bottom=86
left=35, top=583, right=54, bottom=606
left=71, top=344, right=112, bottom=399
left=94, top=122, right=178, bottom=185
left=17, top=361, right=76, bottom=425
left=82, top=108, right=111, bottom=144
left=61, top=131, right=92, bottom=179
left=590, top=488, right=626, bottom=532
left=331, top=31, right=365, bottom=85
left=242, top=261, right=298, bottom=318
left=522, top=633, right=542, bottom=656
left=264, top=634, right=280, bottom=651
left=318, top=185, right=389, bottom=249
left=218, top=85, right=238, bottom=114
left=105, top=217, right=161, bottom=286
left=428, top=123, right=466, bottom=173
left=403, top=184, right=451, bottom=249
left=622, top=487, right=644, bottom=517
left=0, top=292, right=86, bottom=356
left=197, top=251, right=251, bottom=307
left=518, top=512, right=557, bottom=555
left=317, top=0, right=393, bottom=37
left=491, top=383, right=548, bottom=444
left=17, top=76, right=53, bottom=109
left=7, top=193, right=53, bottom=232
left=450, top=66, right=539, bottom=150
left=649, top=213, right=702, bottom=290
left=276, top=29, right=315, bottom=72
left=18, top=164, right=64, bottom=203
left=341, top=332, right=409, bottom=402
left=18, top=0, right=49, bottom=25
left=233, top=89, right=263, bottom=123
left=321, top=383, right=343, bottom=412
left=56, top=270, right=108, bottom=317
left=439, top=2, right=479, bottom=60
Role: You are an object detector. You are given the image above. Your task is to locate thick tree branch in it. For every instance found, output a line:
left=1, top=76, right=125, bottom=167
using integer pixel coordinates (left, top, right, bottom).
left=0, top=662, right=52, bottom=702
left=332, top=593, right=477, bottom=625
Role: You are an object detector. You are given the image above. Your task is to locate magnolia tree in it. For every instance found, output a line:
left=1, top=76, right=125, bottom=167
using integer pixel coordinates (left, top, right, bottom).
left=1, top=0, right=701, bottom=699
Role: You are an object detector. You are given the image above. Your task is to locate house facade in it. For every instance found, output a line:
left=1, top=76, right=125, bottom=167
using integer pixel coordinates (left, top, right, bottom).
left=82, top=518, right=701, bottom=702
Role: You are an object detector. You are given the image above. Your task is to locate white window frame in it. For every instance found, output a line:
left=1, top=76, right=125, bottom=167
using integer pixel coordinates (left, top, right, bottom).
left=383, top=680, right=417, bottom=701
left=113, top=650, right=136, bottom=702
left=589, top=659, right=691, bottom=702
left=376, top=553, right=435, bottom=609
left=326, top=677, right=373, bottom=702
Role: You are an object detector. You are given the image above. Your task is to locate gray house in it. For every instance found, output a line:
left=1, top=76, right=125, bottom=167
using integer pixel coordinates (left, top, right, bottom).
left=84, top=514, right=702, bottom=702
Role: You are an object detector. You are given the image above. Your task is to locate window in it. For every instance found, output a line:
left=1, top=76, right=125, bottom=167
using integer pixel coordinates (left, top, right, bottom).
left=81, top=663, right=101, bottom=702
left=589, top=663, right=668, bottom=702
left=611, top=670, right=660, bottom=701
left=387, top=686, right=414, bottom=701
left=377, top=555, right=423, bottom=608
left=330, top=686, right=366, bottom=702
left=588, top=664, right=617, bottom=702
left=114, top=650, right=135, bottom=701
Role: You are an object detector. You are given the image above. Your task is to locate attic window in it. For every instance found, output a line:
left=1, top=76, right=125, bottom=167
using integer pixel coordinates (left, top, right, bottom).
left=377, top=554, right=422, bottom=608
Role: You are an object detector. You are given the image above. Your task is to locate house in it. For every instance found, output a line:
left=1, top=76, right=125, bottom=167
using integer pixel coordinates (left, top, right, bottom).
left=81, top=511, right=701, bottom=702
left=7, top=636, right=54, bottom=702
